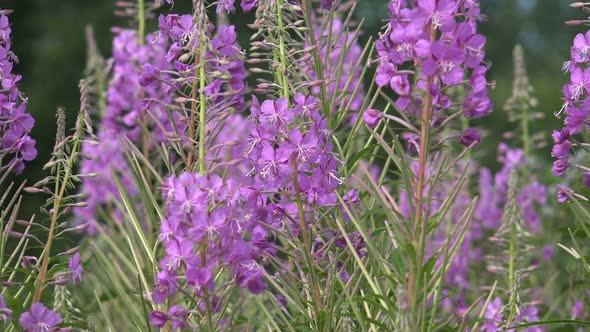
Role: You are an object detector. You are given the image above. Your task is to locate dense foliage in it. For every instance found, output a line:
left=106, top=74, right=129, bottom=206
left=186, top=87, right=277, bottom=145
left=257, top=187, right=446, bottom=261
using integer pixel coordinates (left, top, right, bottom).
left=0, top=1, right=590, bottom=331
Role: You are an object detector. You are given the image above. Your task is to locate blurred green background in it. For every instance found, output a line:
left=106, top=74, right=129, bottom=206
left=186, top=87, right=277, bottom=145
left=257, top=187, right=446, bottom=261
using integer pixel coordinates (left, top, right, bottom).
left=0, top=0, right=578, bottom=214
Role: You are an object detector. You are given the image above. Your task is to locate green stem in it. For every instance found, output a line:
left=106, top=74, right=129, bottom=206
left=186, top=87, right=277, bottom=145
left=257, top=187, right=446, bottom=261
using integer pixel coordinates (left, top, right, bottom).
left=291, top=163, right=324, bottom=330
left=198, top=19, right=206, bottom=176
left=410, top=24, right=436, bottom=326
left=276, top=0, right=290, bottom=100
left=302, top=0, right=329, bottom=120
left=461, top=108, right=471, bottom=162
left=521, top=102, right=530, bottom=160
left=195, top=3, right=212, bottom=328
left=33, top=133, right=82, bottom=303
left=137, top=0, right=145, bottom=44
left=505, top=217, right=517, bottom=328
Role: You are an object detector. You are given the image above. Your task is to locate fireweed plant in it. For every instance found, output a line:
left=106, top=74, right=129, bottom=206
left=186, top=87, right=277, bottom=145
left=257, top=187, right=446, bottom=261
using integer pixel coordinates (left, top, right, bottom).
left=1, top=0, right=590, bottom=331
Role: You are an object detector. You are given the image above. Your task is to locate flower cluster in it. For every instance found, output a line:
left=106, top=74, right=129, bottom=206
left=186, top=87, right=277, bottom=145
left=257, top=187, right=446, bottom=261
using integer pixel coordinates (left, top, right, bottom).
left=212, top=0, right=260, bottom=13
left=481, top=297, right=542, bottom=332
left=0, top=10, right=36, bottom=174
left=240, top=91, right=360, bottom=296
left=163, top=0, right=261, bottom=14
left=305, top=17, right=366, bottom=122
left=75, top=131, right=138, bottom=234
left=208, top=113, right=253, bottom=180
left=148, top=14, right=247, bottom=114
left=552, top=28, right=590, bottom=192
left=5, top=0, right=590, bottom=331
left=153, top=173, right=267, bottom=317
left=75, top=28, right=174, bottom=233
left=246, top=93, right=342, bottom=215
left=106, top=29, right=175, bottom=142
left=18, top=303, right=63, bottom=332
left=376, top=0, right=492, bottom=121
left=476, top=143, right=546, bottom=233
left=395, top=142, right=546, bottom=312
left=572, top=298, right=589, bottom=320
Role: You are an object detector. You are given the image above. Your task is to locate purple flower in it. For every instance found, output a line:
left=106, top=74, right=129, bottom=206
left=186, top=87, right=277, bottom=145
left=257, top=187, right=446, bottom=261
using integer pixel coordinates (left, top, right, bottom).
left=552, top=128, right=571, bottom=144
left=260, top=98, right=292, bottom=130
left=423, top=41, right=464, bottom=85
left=482, top=297, right=503, bottom=332
left=186, top=267, right=212, bottom=288
left=557, top=185, right=574, bottom=203
left=305, top=17, right=366, bottom=121
left=283, top=129, right=319, bottom=164
left=152, top=271, right=177, bottom=304
left=211, top=25, right=239, bottom=57
left=19, top=303, right=62, bottom=332
left=376, top=62, right=398, bottom=88
left=320, top=0, right=335, bottom=10
left=169, top=306, right=189, bottom=330
left=459, top=127, right=481, bottom=147
left=462, top=33, right=487, bottom=69
left=572, top=301, right=587, bottom=319
left=156, top=169, right=269, bottom=303
left=419, top=0, right=458, bottom=32
left=552, top=21, right=590, bottom=190
left=149, top=310, right=168, bottom=328
left=475, top=143, right=545, bottom=234
left=390, top=74, right=411, bottom=96
left=513, top=306, right=543, bottom=332
left=569, top=66, right=590, bottom=100
left=293, top=93, right=319, bottom=118
left=241, top=0, right=259, bottom=12
left=564, top=103, right=590, bottom=134
left=259, top=143, right=291, bottom=179
left=552, top=158, right=570, bottom=176
left=2, top=132, right=37, bottom=161
left=0, top=12, right=36, bottom=174
left=470, top=65, right=488, bottom=92
left=7, top=104, right=35, bottom=137
left=75, top=26, right=179, bottom=233
left=162, top=238, right=195, bottom=271
left=139, top=63, right=159, bottom=87
left=572, top=31, right=590, bottom=63
left=542, top=245, right=555, bottom=261
left=463, top=91, right=493, bottom=118
left=363, top=109, right=383, bottom=129
left=551, top=140, right=571, bottom=158
left=377, top=0, right=492, bottom=123
left=68, top=252, right=83, bottom=285
left=236, top=264, right=266, bottom=294
left=216, top=0, right=236, bottom=13
left=0, top=295, right=12, bottom=321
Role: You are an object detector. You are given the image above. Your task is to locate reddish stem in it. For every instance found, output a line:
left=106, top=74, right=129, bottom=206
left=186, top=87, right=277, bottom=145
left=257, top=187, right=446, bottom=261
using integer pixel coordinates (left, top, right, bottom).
left=407, top=23, right=436, bottom=313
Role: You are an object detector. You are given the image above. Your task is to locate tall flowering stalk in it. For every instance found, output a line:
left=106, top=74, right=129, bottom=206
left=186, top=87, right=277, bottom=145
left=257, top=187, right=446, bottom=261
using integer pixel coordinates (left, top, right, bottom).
left=552, top=2, right=590, bottom=203
left=75, top=0, right=179, bottom=233
left=13, top=0, right=589, bottom=331
left=0, top=9, right=36, bottom=175
left=0, top=9, right=87, bottom=331
left=140, top=1, right=259, bottom=328
left=549, top=3, right=590, bottom=326
left=248, top=1, right=367, bottom=125
left=0, top=84, right=91, bottom=331
left=32, top=82, right=93, bottom=303
left=375, top=0, right=492, bottom=322
left=504, top=45, right=540, bottom=161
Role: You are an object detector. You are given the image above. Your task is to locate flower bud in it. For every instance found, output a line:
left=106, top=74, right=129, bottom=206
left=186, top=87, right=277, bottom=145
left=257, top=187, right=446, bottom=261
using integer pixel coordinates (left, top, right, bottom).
left=21, top=256, right=38, bottom=269
left=363, top=109, right=383, bottom=129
